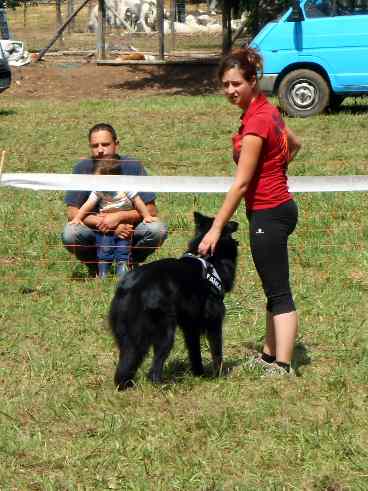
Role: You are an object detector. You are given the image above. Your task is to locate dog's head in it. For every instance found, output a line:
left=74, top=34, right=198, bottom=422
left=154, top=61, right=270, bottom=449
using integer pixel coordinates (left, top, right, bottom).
left=188, top=211, right=238, bottom=256
left=193, top=211, right=238, bottom=237
left=188, top=212, right=239, bottom=292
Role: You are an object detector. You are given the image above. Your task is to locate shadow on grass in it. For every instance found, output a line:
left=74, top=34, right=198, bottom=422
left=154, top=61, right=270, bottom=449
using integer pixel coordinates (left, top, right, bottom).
left=0, top=108, right=17, bottom=117
left=107, top=64, right=219, bottom=96
left=329, top=102, right=368, bottom=115
left=159, top=357, right=242, bottom=385
left=293, top=342, right=312, bottom=370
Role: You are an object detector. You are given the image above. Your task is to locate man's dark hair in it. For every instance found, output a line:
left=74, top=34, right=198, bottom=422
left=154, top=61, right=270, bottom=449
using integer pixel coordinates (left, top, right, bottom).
left=88, top=123, right=118, bottom=143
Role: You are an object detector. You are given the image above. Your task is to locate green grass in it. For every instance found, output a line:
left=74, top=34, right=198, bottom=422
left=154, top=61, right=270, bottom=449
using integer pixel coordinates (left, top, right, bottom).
left=1, top=94, right=368, bottom=489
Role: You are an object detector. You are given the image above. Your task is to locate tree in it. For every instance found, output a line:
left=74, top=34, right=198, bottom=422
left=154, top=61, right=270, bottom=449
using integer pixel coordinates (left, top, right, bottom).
left=216, top=0, right=291, bottom=39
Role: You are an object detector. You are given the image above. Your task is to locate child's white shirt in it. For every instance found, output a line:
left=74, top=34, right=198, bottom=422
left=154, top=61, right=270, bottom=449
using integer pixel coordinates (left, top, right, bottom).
left=89, top=190, right=138, bottom=212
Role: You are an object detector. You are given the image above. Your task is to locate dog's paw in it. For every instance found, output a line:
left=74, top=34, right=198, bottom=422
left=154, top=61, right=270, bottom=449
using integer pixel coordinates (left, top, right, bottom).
left=148, top=370, right=163, bottom=384
left=115, top=379, right=135, bottom=391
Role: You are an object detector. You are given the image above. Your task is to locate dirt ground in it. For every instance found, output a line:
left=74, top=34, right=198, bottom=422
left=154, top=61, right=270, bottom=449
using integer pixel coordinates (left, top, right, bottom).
left=3, top=56, right=220, bottom=101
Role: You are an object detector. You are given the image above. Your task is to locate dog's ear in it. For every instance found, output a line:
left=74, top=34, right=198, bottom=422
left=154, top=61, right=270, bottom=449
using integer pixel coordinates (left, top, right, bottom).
left=193, top=212, right=213, bottom=232
left=225, top=220, right=238, bottom=235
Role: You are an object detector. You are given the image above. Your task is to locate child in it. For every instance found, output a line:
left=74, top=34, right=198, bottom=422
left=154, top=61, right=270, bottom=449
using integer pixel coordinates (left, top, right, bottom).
left=70, top=159, right=157, bottom=278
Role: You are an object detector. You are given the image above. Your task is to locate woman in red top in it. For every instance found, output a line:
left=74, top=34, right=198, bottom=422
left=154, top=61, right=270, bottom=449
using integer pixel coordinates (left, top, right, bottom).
left=198, top=47, right=301, bottom=376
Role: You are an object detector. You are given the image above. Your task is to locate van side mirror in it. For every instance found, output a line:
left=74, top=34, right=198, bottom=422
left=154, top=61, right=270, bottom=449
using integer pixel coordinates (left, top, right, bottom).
left=288, top=2, right=305, bottom=21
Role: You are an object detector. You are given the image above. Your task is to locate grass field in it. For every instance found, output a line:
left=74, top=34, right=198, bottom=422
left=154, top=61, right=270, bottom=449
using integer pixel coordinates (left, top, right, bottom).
left=0, top=93, right=368, bottom=489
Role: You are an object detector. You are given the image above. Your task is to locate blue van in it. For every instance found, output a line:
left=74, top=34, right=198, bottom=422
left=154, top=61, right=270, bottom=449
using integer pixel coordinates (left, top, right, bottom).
left=250, top=0, right=368, bottom=117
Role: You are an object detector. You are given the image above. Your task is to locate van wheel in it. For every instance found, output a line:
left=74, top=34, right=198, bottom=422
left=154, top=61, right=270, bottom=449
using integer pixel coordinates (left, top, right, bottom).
left=278, top=69, right=330, bottom=117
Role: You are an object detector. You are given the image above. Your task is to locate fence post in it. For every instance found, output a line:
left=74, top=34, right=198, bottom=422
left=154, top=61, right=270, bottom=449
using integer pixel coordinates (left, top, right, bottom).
left=170, top=0, right=176, bottom=52
left=55, top=0, right=65, bottom=47
left=67, top=0, right=76, bottom=34
left=157, top=0, right=164, bottom=60
left=97, top=0, right=106, bottom=60
left=222, top=2, right=232, bottom=54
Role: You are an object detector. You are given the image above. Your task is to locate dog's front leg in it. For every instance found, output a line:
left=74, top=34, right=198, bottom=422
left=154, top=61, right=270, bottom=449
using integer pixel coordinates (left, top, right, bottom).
left=206, top=319, right=224, bottom=376
left=183, top=329, right=204, bottom=376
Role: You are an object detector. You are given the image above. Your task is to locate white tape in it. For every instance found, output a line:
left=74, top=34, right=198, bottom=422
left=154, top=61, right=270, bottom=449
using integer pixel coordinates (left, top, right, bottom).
left=1, top=173, right=368, bottom=193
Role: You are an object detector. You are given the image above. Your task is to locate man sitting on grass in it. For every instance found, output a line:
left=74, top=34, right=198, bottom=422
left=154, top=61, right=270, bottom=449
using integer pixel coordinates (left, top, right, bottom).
left=61, top=123, right=168, bottom=278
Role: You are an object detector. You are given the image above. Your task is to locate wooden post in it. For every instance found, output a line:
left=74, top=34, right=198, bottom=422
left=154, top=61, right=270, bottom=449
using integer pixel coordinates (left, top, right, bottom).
left=23, top=1, right=27, bottom=28
left=55, top=0, right=64, bottom=48
left=157, top=0, right=164, bottom=60
left=67, top=0, right=76, bottom=34
left=97, top=0, right=106, bottom=60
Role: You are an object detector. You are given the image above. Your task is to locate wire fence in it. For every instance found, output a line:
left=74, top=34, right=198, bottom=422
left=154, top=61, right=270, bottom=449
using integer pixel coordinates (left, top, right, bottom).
left=6, top=1, right=234, bottom=58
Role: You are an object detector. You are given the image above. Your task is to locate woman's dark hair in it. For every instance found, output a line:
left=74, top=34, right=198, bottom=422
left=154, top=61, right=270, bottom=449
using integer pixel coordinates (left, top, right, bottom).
left=218, top=47, right=263, bottom=82
left=88, top=123, right=118, bottom=143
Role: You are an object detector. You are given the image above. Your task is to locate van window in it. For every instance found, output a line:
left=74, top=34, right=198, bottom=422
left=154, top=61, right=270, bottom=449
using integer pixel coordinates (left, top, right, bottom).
left=305, top=0, right=368, bottom=17
left=335, top=0, right=368, bottom=15
left=305, top=0, right=334, bottom=17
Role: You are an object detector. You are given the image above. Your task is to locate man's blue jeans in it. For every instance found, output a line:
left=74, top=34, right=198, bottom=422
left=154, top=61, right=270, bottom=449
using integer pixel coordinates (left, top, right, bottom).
left=62, top=220, right=168, bottom=272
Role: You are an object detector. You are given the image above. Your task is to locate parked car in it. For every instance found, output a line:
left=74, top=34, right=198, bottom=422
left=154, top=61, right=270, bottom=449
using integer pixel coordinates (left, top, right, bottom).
left=251, top=0, right=368, bottom=117
left=0, top=41, right=11, bottom=93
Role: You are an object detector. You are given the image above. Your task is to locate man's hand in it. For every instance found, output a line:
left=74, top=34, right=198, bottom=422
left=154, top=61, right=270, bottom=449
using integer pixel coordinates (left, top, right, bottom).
left=96, top=213, right=122, bottom=233
left=115, top=223, right=134, bottom=239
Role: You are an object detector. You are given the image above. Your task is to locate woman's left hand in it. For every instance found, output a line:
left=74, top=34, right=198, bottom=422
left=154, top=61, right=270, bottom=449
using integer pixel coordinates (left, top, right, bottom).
left=198, top=227, right=222, bottom=256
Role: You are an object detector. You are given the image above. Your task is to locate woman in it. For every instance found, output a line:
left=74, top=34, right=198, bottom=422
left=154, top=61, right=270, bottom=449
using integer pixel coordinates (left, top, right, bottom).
left=198, top=47, right=301, bottom=376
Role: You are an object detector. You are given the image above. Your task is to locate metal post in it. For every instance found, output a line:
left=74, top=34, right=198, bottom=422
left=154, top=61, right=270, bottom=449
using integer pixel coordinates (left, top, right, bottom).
left=175, top=0, right=185, bottom=22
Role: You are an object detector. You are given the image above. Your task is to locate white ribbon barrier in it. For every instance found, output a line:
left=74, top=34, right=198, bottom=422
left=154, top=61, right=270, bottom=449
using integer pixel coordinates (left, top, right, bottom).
left=1, top=173, right=368, bottom=193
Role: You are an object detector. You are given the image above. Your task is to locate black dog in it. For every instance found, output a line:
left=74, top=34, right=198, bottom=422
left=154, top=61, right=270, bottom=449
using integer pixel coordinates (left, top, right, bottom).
left=109, top=212, right=238, bottom=390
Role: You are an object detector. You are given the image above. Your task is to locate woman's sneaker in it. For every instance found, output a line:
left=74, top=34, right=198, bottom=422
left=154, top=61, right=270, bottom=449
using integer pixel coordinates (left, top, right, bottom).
left=262, top=363, right=295, bottom=378
left=245, top=352, right=274, bottom=371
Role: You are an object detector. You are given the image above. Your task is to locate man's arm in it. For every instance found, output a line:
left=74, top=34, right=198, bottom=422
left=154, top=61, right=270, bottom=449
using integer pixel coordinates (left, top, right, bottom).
left=96, top=201, right=157, bottom=234
left=67, top=205, right=100, bottom=228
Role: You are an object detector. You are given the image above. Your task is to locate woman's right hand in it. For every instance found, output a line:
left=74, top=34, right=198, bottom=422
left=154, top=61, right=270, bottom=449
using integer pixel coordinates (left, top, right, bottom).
left=198, top=227, right=222, bottom=256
